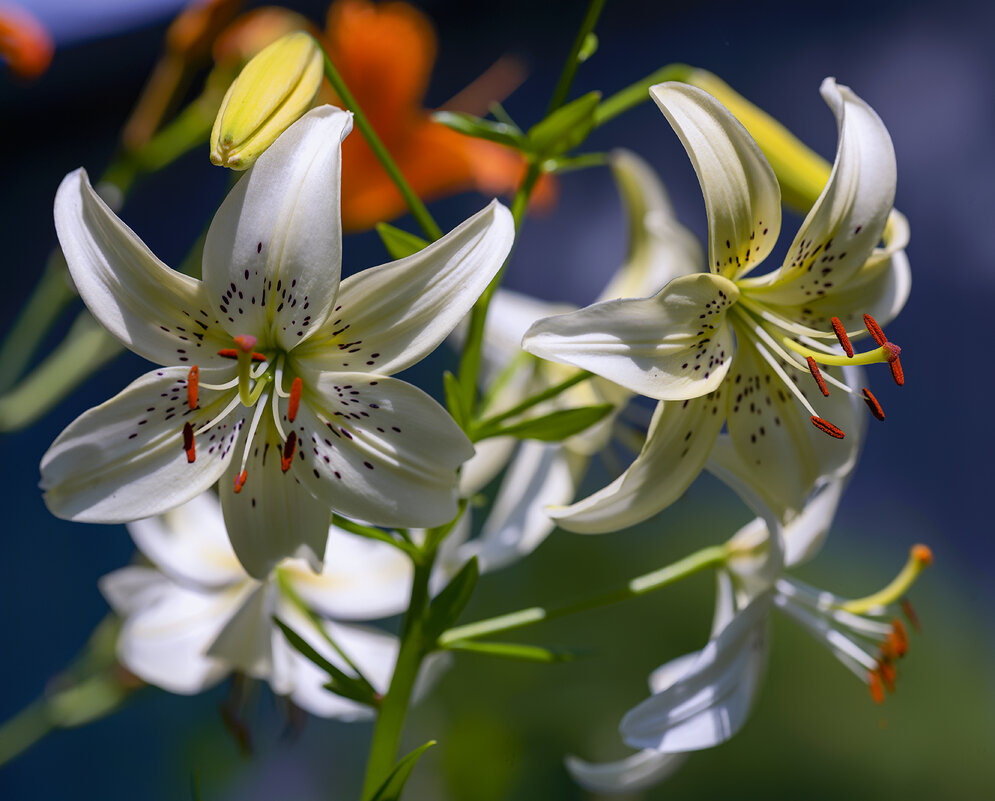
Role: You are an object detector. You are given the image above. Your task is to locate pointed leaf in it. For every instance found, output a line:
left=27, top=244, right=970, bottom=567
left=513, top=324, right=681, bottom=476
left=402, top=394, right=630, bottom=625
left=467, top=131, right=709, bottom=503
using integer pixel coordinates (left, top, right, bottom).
left=527, top=91, right=601, bottom=157
left=445, top=639, right=581, bottom=663
left=376, top=223, right=429, bottom=261
left=424, top=557, right=479, bottom=641
left=369, top=741, right=437, bottom=801
left=476, top=403, right=614, bottom=443
left=432, top=110, right=528, bottom=150
left=443, top=370, right=468, bottom=429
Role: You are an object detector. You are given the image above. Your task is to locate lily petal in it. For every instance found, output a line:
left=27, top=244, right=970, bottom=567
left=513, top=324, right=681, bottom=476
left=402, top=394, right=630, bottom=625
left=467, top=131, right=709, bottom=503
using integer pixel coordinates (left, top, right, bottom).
left=523, top=273, right=738, bottom=401
left=551, top=389, right=726, bottom=534
left=219, top=415, right=332, bottom=580
left=54, top=169, right=231, bottom=368
left=202, top=105, right=353, bottom=351
left=289, top=373, right=473, bottom=528
left=41, top=367, right=243, bottom=523
left=296, top=200, right=514, bottom=376
left=206, top=581, right=276, bottom=679
left=650, top=82, right=781, bottom=280
left=566, top=750, right=688, bottom=794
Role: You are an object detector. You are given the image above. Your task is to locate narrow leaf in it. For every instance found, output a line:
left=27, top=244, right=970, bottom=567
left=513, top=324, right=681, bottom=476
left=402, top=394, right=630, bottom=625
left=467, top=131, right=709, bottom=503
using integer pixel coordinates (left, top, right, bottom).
left=443, top=370, right=467, bottom=429
left=527, top=91, right=601, bottom=158
left=475, top=403, right=613, bottom=443
left=376, top=223, right=429, bottom=260
left=577, top=32, right=598, bottom=63
left=432, top=111, right=527, bottom=150
left=370, top=741, right=437, bottom=801
left=445, top=639, right=580, bottom=663
left=424, top=557, right=479, bottom=641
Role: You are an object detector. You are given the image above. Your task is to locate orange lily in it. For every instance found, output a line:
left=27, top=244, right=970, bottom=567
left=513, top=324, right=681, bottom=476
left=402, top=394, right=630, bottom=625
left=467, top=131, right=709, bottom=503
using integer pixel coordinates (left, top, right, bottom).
left=0, top=4, right=54, bottom=80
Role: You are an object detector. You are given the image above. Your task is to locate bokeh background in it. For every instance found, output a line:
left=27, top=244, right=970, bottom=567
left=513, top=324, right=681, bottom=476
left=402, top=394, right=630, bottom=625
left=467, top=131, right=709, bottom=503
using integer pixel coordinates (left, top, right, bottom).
left=2, top=0, right=993, bottom=798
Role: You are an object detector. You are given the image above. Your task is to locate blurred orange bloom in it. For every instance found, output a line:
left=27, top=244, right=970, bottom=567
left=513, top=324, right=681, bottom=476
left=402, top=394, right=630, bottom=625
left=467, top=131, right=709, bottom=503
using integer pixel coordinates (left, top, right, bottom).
left=0, top=4, right=54, bottom=79
left=320, top=0, right=552, bottom=232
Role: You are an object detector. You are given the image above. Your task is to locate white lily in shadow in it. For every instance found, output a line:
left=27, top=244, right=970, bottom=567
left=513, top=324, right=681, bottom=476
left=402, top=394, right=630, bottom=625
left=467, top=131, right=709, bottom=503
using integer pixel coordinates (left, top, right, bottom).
left=41, top=104, right=514, bottom=578
left=100, top=492, right=455, bottom=718
left=460, top=149, right=703, bottom=571
left=523, top=79, right=909, bottom=534
left=567, top=476, right=931, bottom=793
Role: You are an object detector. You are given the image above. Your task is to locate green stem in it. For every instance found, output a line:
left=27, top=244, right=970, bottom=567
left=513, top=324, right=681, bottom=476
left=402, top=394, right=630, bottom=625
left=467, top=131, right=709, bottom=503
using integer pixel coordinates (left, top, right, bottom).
left=472, top=369, right=592, bottom=435
left=331, top=514, right=420, bottom=559
left=546, top=0, right=608, bottom=115
left=0, top=699, right=53, bottom=767
left=439, top=545, right=727, bottom=645
left=594, top=63, right=693, bottom=127
left=321, top=52, right=442, bottom=242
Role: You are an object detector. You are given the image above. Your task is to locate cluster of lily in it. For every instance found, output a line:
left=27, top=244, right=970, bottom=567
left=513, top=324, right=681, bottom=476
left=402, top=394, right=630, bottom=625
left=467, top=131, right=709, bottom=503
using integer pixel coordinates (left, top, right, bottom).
left=20, top=0, right=928, bottom=793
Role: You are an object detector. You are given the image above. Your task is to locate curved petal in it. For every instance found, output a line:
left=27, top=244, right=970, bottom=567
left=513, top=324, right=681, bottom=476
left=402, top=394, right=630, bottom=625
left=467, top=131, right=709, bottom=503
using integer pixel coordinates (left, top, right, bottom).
left=41, top=367, right=243, bottom=523
left=54, top=169, right=231, bottom=368
left=126, top=492, right=243, bottom=590
left=288, top=373, right=473, bottom=528
left=464, top=441, right=587, bottom=572
left=551, top=389, right=726, bottom=534
left=480, top=288, right=574, bottom=378
left=650, top=82, right=781, bottom=280
left=295, top=200, right=514, bottom=376
left=458, top=435, right=518, bottom=496
left=219, top=414, right=331, bottom=580
left=597, top=149, right=704, bottom=301
left=523, top=273, right=738, bottom=401
left=566, top=750, right=688, bottom=794
left=620, top=592, right=771, bottom=752
left=206, top=581, right=277, bottom=679
left=202, top=105, right=353, bottom=351
left=746, top=79, right=897, bottom=303
left=782, top=477, right=846, bottom=568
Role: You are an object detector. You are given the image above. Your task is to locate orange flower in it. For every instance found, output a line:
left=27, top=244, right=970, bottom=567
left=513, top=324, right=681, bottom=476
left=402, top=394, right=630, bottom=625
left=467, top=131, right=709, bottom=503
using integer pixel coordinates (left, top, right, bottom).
left=320, top=0, right=552, bottom=232
left=0, top=4, right=54, bottom=80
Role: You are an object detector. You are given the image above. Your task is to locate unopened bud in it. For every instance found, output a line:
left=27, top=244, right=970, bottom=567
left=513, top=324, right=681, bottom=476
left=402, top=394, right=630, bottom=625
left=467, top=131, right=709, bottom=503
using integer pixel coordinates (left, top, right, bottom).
left=210, top=32, right=323, bottom=170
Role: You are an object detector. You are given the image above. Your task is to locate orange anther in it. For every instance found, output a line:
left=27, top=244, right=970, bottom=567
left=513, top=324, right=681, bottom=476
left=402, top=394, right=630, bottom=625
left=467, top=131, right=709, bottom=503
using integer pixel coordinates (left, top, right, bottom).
left=281, top=431, right=297, bottom=472
left=862, top=388, right=885, bottom=421
left=806, top=356, right=829, bottom=397
left=233, top=470, right=247, bottom=493
left=218, top=348, right=267, bottom=362
left=889, top=356, right=905, bottom=387
left=863, top=314, right=886, bottom=345
left=233, top=334, right=257, bottom=353
left=0, top=6, right=54, bottom=80
left=912, top=544, right=934, bottom=567
left=878, top=661, right=897, bottom=692
left=810, top=415, right=845, bottom=439
left=889, top=619, right=909, bottom=657
left=182, top=422, right=196, bottom=463
left=187, top=365, right=199, bottom=410
left=288, top=377, right=303, bottom=422
left=901, top=598, right=921, bottom=632
left=867, top=670, right=885, bottom=704
left=831, top=317, right=854, bottom=358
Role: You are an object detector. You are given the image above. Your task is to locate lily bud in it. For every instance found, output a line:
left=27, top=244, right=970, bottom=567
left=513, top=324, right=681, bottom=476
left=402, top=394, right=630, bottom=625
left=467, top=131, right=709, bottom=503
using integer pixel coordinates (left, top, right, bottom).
left=210, top=31, right=323, bottom=170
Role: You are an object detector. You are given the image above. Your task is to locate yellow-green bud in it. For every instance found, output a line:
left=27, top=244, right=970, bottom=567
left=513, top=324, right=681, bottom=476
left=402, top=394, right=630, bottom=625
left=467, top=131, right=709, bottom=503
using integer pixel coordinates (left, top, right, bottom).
left=210, top=31, right=323, bottom=170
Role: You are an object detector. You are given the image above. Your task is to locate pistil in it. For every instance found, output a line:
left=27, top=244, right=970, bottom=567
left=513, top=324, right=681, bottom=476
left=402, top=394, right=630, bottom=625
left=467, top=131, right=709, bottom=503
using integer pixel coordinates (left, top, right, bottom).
left=233, top=335, right=259, bottom=406
left=839, top=545, right=933, bottom=615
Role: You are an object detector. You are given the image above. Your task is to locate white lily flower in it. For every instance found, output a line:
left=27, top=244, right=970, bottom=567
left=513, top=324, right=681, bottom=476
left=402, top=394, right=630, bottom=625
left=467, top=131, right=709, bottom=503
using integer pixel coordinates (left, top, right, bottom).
left=568, top=480, right=932, bottom=793
left=100, top=492, right=452, bottom=718
left=41, top=105, right=515, bottom=578
left=461, top=149, right=703, bottom=571
left=523, top=79, right=909, bottom=533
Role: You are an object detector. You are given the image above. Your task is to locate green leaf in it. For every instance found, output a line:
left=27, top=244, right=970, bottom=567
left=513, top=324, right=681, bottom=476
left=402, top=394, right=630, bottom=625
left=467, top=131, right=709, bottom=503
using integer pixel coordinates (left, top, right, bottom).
left=475, top=403, right=613, bottom=443
left=444, top=639, right=580, bottom=663
left=577, top=32, right=599, bottom=63
left=424, top=557, right=479, bottom=642
left=527, top=91, right=601, bottom=158
left=273, top=618, right=379, bottom=707
left=432, top=111, right=527, bottom=151
left=376, top=223, right=429, bottom=260
left=443, top=370, right=468, bottom=429
left=369, top=741, right=437, bottom=801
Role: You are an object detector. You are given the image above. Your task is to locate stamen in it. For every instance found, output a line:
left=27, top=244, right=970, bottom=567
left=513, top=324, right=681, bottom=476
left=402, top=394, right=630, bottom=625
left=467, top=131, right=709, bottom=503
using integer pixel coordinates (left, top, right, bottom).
left=831, top=317, right=854, bottom=358
left=811, top=416, right=845, bottom=439
left=867, top=670, right=885, bottom=704
left=840, top=544, right=934, bottom=614
left=233, top=470, right=248, bottom=493
left=187, top=366, right=199, bottom=410
left=281, top=431, right=297, bottom=472
left=863, top=314, right=886, bottom=345
left=862, top=388, right=885, bottom=421
left=195, top=393, right=242, bottom=436
left=878, top=660, right=897, bottom=692
left=901, top=599, right=922, bottom=632
left=182, top=422, right=196, bottom=463
left=806, top=356, right=830, bottom=397
left=889, top=355, right=905, bottom=387
left=237, top=389, right=270, bottom=478
left=288, top=377, right=303, bottom=422
left=218, top=348, right=267, bottom=362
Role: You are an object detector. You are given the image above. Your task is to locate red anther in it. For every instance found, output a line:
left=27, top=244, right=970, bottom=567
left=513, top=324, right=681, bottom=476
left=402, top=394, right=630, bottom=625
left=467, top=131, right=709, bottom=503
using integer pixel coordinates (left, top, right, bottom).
left=187, top=365, right=199, bottom=410
left=912, top=544, right=934, bottom=566
left=863, top=314, right=886, bottom=345
left=281, top=431, right=297, bottom=472
left=805, top=356, right=830, bottom=397
left=889, top=355, right=905, bottom=387
left=182, top=422, right=196, bottom=463
left=900, top=598, right=921, bottom=632
left=867, top=670, right=885, bottom=704
left=810, top=415, right=845, bottom=439
left=862, top=388, right=885, bottom=421
left=890, top=619, right=909, bottom=657
left=878, top=661, right=897, bottom=693
left=234, top=470, right=248, bottom=493
left=288, top=377, right=303, bottom=422
left=218, top=348, right=267, bottom=362
left=831, top=317, right=854, bottom=358
left=233, top=334, right=258, bottom=353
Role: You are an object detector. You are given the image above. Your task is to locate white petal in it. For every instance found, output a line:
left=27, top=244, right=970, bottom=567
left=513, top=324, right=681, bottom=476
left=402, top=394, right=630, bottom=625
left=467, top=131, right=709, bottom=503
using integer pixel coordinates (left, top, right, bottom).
left=552, top=389, right=726, bottom=534
left=219, top=414, right=331, bottom=580
left=465, top=441, right=587, bottom=572
left=202, top=106, right=353, bottom=351
left=54, top=169, right=232, bottom=367
left=747, top=79, right=897, bottom=303
left=523, top=272, right=738, bottom=401
left=782, top=477, right=846, bottom=568
left=99, top=565, right=172, bottom=616
left=458, top=435, right=518, bottom=496
left=597, top=148, right=704, bottom=301
left=481, top=289, right=574, bottom=375
left=288, top=373, right=473, bottom=528
left=126, top=492, right=244, bottom=589
left=205, top=581, right=277, bottom=678
left=566, top=750, right=688, bottom=794
left=41, top=367, right=243, bottom=523
left=295, top=200, right=514, bottom=376
left=620, top=593, right=772, bottom=752
left=650, top=82, right=781, bottom=280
